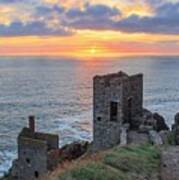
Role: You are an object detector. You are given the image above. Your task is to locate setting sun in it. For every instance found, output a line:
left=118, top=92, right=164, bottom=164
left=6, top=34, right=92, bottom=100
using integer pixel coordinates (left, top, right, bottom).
left=90, top=47, right=97, bottom=54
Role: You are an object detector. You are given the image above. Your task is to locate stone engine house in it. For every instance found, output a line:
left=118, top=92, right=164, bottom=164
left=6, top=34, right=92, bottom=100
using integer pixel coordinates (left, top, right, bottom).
left=93, top=71, right=143, bottom=150
left=13, top=116, right=59, bottom=180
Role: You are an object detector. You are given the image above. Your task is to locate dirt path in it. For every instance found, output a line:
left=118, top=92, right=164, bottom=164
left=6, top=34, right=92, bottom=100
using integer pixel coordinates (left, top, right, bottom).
left=161, top=146, right=179, bottom=180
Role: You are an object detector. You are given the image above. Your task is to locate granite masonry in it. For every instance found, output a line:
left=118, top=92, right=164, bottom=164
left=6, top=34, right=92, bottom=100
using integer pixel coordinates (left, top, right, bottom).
left=93, top=71, right=143, bottom=150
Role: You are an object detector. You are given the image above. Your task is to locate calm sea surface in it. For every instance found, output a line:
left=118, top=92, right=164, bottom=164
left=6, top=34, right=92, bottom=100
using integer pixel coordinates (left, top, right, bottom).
left=0, top=56, right=179, bottom=175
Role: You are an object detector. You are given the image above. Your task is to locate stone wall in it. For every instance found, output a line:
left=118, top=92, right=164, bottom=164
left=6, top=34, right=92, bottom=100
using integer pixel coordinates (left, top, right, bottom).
left=122, top=74, right=143, bottom=128
left=129, top=74, right=143, bottom=117
left=18, top=137, right=48, bottom=180
left=93, top=74, right=124, bottom=150
left=47, top=150, right=59, bottom=171
left=34, top=132, right=59, bottom=150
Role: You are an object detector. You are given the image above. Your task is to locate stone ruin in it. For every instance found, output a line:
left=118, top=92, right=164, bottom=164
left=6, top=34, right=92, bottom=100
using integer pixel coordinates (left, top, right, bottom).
left=93, top=71, right=170, bottom=151
left=10, top=116, right=88, bottom=180
left=93, top=71, right=143, bottom=150
left=11, top=116, right=59, bottom=180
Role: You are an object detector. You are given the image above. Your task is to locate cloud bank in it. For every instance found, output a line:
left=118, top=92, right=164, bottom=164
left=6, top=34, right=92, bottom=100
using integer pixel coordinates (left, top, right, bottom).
left=0, top=0, right=179, bottom=36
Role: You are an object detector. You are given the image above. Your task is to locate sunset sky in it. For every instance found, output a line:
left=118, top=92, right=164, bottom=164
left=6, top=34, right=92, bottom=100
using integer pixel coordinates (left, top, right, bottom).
left=0, top=0, right=179, bottom=58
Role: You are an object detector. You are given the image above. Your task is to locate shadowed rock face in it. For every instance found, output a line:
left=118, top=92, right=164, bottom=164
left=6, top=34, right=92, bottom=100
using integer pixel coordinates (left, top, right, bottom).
left=172, top=113, right=179, bottom=145
left=175, top=113, right=179, bottom=125
left=59, top=141, right=89, bottom=162
left=153, top=113, right=169, bottom=132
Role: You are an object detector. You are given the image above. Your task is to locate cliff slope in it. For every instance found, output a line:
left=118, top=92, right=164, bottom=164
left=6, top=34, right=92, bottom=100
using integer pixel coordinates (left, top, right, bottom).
left=47, top=144, right=160, bottom=180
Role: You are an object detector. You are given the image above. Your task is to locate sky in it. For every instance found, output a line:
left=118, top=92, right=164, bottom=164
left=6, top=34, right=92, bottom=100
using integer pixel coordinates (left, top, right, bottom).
left=0, top=0, right=179, bottom=58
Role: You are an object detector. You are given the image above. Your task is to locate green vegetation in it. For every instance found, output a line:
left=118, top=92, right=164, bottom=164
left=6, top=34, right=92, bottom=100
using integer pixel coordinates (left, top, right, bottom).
left=58, top=144, right=160, bottom=180
left=167, top=132, right=175, bottom=145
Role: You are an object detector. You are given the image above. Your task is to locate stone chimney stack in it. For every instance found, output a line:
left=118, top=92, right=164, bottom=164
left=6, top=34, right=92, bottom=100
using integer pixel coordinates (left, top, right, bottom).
left=29, top=115, right=35, bottom=132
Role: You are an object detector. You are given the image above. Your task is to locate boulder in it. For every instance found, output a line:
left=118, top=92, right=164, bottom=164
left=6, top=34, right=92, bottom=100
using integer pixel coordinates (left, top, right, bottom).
left=153, top=113, right=169, bottom=132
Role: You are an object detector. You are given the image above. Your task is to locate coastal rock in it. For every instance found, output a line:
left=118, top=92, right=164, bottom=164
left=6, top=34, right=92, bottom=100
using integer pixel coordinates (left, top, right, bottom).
left=174, top=112, right=179, bottom=124
left=141, top=109, right=155, bottom=128
left=59, top=141, right=89, bottom=162
left=175, top=130, right=179, bottom=145
left=143, top=118, right=155, bottom=126
left=153, top=113, right=169, bottom=132
left=143, top=108, right=153, bottom=120
left=172, top=113, right=179, bottom=145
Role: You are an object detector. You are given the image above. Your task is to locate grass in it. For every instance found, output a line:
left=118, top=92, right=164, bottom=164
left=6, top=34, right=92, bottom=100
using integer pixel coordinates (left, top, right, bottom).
left=58, top=144, right=160, bottom=180
left=167, top=132, right=175, bottom=145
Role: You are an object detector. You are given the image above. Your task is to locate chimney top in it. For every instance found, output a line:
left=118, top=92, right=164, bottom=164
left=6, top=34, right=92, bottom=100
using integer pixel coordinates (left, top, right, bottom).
left=28, top=115, right=35, bottom=132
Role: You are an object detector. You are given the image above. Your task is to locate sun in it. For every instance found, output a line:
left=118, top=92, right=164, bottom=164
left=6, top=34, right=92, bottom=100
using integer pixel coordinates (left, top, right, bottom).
left=72, top=45, right=109, bottom=59
left=90, top=47, right=97, bottom=54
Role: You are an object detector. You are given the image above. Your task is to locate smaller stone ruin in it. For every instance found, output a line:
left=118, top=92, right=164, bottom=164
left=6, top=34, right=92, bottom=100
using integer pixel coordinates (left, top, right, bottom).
left=11, top=116, right=59, bottom=180
left=10, top=116, right=89, bottom=180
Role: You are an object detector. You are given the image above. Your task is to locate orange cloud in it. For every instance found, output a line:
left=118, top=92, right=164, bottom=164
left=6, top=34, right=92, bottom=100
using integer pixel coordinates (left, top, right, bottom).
left=0, top=31, right=179, bottom=58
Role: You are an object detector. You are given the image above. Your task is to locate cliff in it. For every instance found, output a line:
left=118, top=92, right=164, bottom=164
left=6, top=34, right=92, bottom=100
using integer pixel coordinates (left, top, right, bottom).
left=46, top=143, right=160, bottom=180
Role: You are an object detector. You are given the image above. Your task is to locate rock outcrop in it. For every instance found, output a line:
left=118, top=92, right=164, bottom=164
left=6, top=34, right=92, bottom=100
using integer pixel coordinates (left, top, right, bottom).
left=174, top=113, right=179, bottom=124
left=142, top=109, right=169, bottom=133
left=59, top=141, right=89, bottom=162
left=172, top=113, right=179, bottom=145
left=153, top=113, right=169, bottom=132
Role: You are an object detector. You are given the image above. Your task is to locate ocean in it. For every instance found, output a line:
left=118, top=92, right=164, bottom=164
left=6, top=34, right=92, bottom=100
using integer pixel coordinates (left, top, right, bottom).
left=0, top=56, right=179, bottom=175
